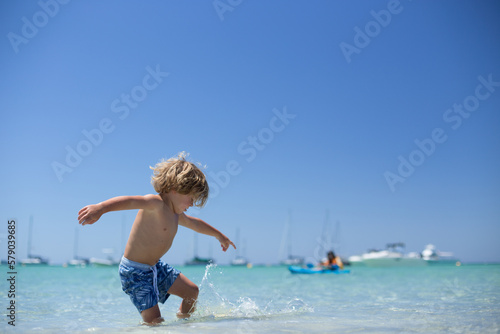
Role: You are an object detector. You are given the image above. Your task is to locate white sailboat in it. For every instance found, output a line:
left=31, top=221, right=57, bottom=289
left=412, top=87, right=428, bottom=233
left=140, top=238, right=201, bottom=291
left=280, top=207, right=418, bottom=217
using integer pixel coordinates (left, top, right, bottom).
left=21, top=216, right=49, bottom=265
left=185, top=232, right=214, bottom=266
left=315, top=211, right=348, bottom=264
left=279, top=210, right=304, bottom=266
left=89, top=215, right=127, bottom=267
left=67, top=227, right=89, bottom=267
left=231, top=228, right=250, bottom=266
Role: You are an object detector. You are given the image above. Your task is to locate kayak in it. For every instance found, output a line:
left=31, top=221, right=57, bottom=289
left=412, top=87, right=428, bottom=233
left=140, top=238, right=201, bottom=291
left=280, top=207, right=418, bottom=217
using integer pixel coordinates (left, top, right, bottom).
left=288, top=265, right=350, bottom=274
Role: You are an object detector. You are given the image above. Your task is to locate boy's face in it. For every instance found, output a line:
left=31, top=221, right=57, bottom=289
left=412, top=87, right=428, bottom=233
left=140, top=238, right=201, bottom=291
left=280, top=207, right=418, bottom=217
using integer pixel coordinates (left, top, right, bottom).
left=170, top=191, right=194, bottom=214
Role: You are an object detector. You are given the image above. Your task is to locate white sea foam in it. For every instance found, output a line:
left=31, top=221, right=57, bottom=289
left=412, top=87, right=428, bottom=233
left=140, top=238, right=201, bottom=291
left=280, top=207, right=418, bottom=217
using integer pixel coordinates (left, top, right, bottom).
left=192, top=263, right=312, bottom=322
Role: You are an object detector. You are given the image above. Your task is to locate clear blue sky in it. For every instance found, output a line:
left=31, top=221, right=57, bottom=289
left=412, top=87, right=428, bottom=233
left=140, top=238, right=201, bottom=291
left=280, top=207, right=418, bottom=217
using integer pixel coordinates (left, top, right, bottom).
left=1, top=0, right=499, bottom=265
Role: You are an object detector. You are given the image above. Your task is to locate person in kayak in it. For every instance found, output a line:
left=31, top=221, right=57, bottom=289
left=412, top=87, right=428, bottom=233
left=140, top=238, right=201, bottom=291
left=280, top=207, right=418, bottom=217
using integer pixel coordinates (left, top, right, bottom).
left=320, top=250, right=344, bottom=270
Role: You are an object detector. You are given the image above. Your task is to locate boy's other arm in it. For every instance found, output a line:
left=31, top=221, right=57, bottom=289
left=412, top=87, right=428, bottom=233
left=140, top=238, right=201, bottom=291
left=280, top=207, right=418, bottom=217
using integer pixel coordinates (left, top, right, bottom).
left=179, top=214, right=236, bottom=252
left=78, top=195, right=159, bottom=226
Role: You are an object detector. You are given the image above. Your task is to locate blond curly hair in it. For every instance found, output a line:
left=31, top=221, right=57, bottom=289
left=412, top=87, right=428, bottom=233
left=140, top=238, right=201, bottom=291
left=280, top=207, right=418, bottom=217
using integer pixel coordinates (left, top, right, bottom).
left=150, top=152, right=209, bottom=207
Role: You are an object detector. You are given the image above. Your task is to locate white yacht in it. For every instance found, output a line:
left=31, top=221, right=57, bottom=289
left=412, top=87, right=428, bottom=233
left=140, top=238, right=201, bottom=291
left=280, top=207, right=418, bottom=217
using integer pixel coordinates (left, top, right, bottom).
left=421, top=244, right=460, bottom=265
left=349, top=243, right=427, bottom=267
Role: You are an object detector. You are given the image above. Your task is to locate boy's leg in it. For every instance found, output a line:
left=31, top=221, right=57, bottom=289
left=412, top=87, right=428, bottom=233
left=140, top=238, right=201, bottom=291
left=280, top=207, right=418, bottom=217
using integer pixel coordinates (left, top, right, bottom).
left=167, top=273, right=199, bottom=318
left=141, top=304, right=164, bottom=325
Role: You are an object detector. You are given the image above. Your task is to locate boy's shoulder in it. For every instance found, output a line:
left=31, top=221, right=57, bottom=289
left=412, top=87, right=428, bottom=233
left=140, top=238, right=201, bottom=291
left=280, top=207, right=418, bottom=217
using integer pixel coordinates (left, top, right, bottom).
left=143, top=193, right=162, bottom=200
left=142, top=194, right=165, bottom=209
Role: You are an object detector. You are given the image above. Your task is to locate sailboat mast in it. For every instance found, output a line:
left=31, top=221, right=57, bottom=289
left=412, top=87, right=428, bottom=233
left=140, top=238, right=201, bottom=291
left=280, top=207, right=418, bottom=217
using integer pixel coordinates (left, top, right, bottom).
left=320, top=210, right=330, bottom=255
left=287, top=210, right=292, bottom=257
left=235, top=227, right=241, bottom=257
left=333, top=220, right=341, bottom=253
left=73, top=227, right=79, bottom=259
left=28, top=215, right=33, bottom=258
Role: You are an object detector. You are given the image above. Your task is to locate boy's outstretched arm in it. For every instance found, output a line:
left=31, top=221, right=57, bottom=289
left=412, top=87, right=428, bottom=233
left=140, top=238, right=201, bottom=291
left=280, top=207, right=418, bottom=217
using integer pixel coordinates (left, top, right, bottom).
left=179, top=214, right=236, bottom=252
left=78, top=195, right=159, bottom=226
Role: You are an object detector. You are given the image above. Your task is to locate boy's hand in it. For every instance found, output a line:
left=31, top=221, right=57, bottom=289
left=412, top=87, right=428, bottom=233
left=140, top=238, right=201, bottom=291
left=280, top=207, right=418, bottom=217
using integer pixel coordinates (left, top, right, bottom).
left=217, top=234, right=236, bottom=252
left=78, top=204, right=103, bottom=226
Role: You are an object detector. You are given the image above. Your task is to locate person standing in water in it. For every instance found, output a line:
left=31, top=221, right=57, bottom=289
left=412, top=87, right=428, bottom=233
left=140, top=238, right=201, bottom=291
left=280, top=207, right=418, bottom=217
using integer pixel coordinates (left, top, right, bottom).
left=78, top=152, right=235, bottom=325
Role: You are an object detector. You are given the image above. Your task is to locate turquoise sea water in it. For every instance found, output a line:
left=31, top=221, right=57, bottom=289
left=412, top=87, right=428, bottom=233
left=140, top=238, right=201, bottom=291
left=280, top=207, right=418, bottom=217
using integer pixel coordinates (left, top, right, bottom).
left=1, top=263, right=499, bottom=333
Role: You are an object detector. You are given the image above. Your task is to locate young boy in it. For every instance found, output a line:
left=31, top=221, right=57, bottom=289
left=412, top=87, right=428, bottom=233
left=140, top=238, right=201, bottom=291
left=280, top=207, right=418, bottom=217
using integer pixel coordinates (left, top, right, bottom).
left=77, top=152, right=235, bottom=325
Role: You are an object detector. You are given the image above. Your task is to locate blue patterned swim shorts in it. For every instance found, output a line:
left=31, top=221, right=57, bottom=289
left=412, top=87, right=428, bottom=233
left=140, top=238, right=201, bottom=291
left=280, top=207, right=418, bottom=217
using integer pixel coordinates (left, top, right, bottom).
left=119, top=256, right=180, bottom=313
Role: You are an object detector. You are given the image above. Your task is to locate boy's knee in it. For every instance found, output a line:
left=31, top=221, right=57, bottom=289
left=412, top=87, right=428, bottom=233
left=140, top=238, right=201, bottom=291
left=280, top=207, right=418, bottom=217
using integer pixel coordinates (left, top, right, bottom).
left=184, top=284, right=198, bottom=301
left=191, top=285, right=199, bottom=299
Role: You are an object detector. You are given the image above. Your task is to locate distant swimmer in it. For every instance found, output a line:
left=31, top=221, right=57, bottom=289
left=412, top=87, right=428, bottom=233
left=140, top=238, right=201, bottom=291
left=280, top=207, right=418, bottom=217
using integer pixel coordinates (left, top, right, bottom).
left=78, top=152, right=235, bottom=325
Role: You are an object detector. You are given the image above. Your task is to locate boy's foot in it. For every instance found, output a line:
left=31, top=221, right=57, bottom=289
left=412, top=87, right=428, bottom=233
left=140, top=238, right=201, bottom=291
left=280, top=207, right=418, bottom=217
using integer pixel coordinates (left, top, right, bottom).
left=176, top=312, right=192, bottom=319
left=142, top=317, right=164, bottom=326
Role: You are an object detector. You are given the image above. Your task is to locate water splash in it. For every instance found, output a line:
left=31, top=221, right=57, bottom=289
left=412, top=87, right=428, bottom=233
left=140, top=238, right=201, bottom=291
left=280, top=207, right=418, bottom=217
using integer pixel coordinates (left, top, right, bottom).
left=191, top=264, right=312, bottom=322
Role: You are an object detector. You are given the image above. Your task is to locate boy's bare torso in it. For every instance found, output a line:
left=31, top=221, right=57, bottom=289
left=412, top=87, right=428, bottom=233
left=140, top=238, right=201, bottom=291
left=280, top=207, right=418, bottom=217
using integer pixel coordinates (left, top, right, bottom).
left=124, top=195, right=178, bottom=266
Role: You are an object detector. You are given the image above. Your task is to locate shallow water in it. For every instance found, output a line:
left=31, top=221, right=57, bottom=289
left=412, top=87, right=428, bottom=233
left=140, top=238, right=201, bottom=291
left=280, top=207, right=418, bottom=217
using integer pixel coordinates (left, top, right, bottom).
left=1, top=263, right=499, bottom=333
